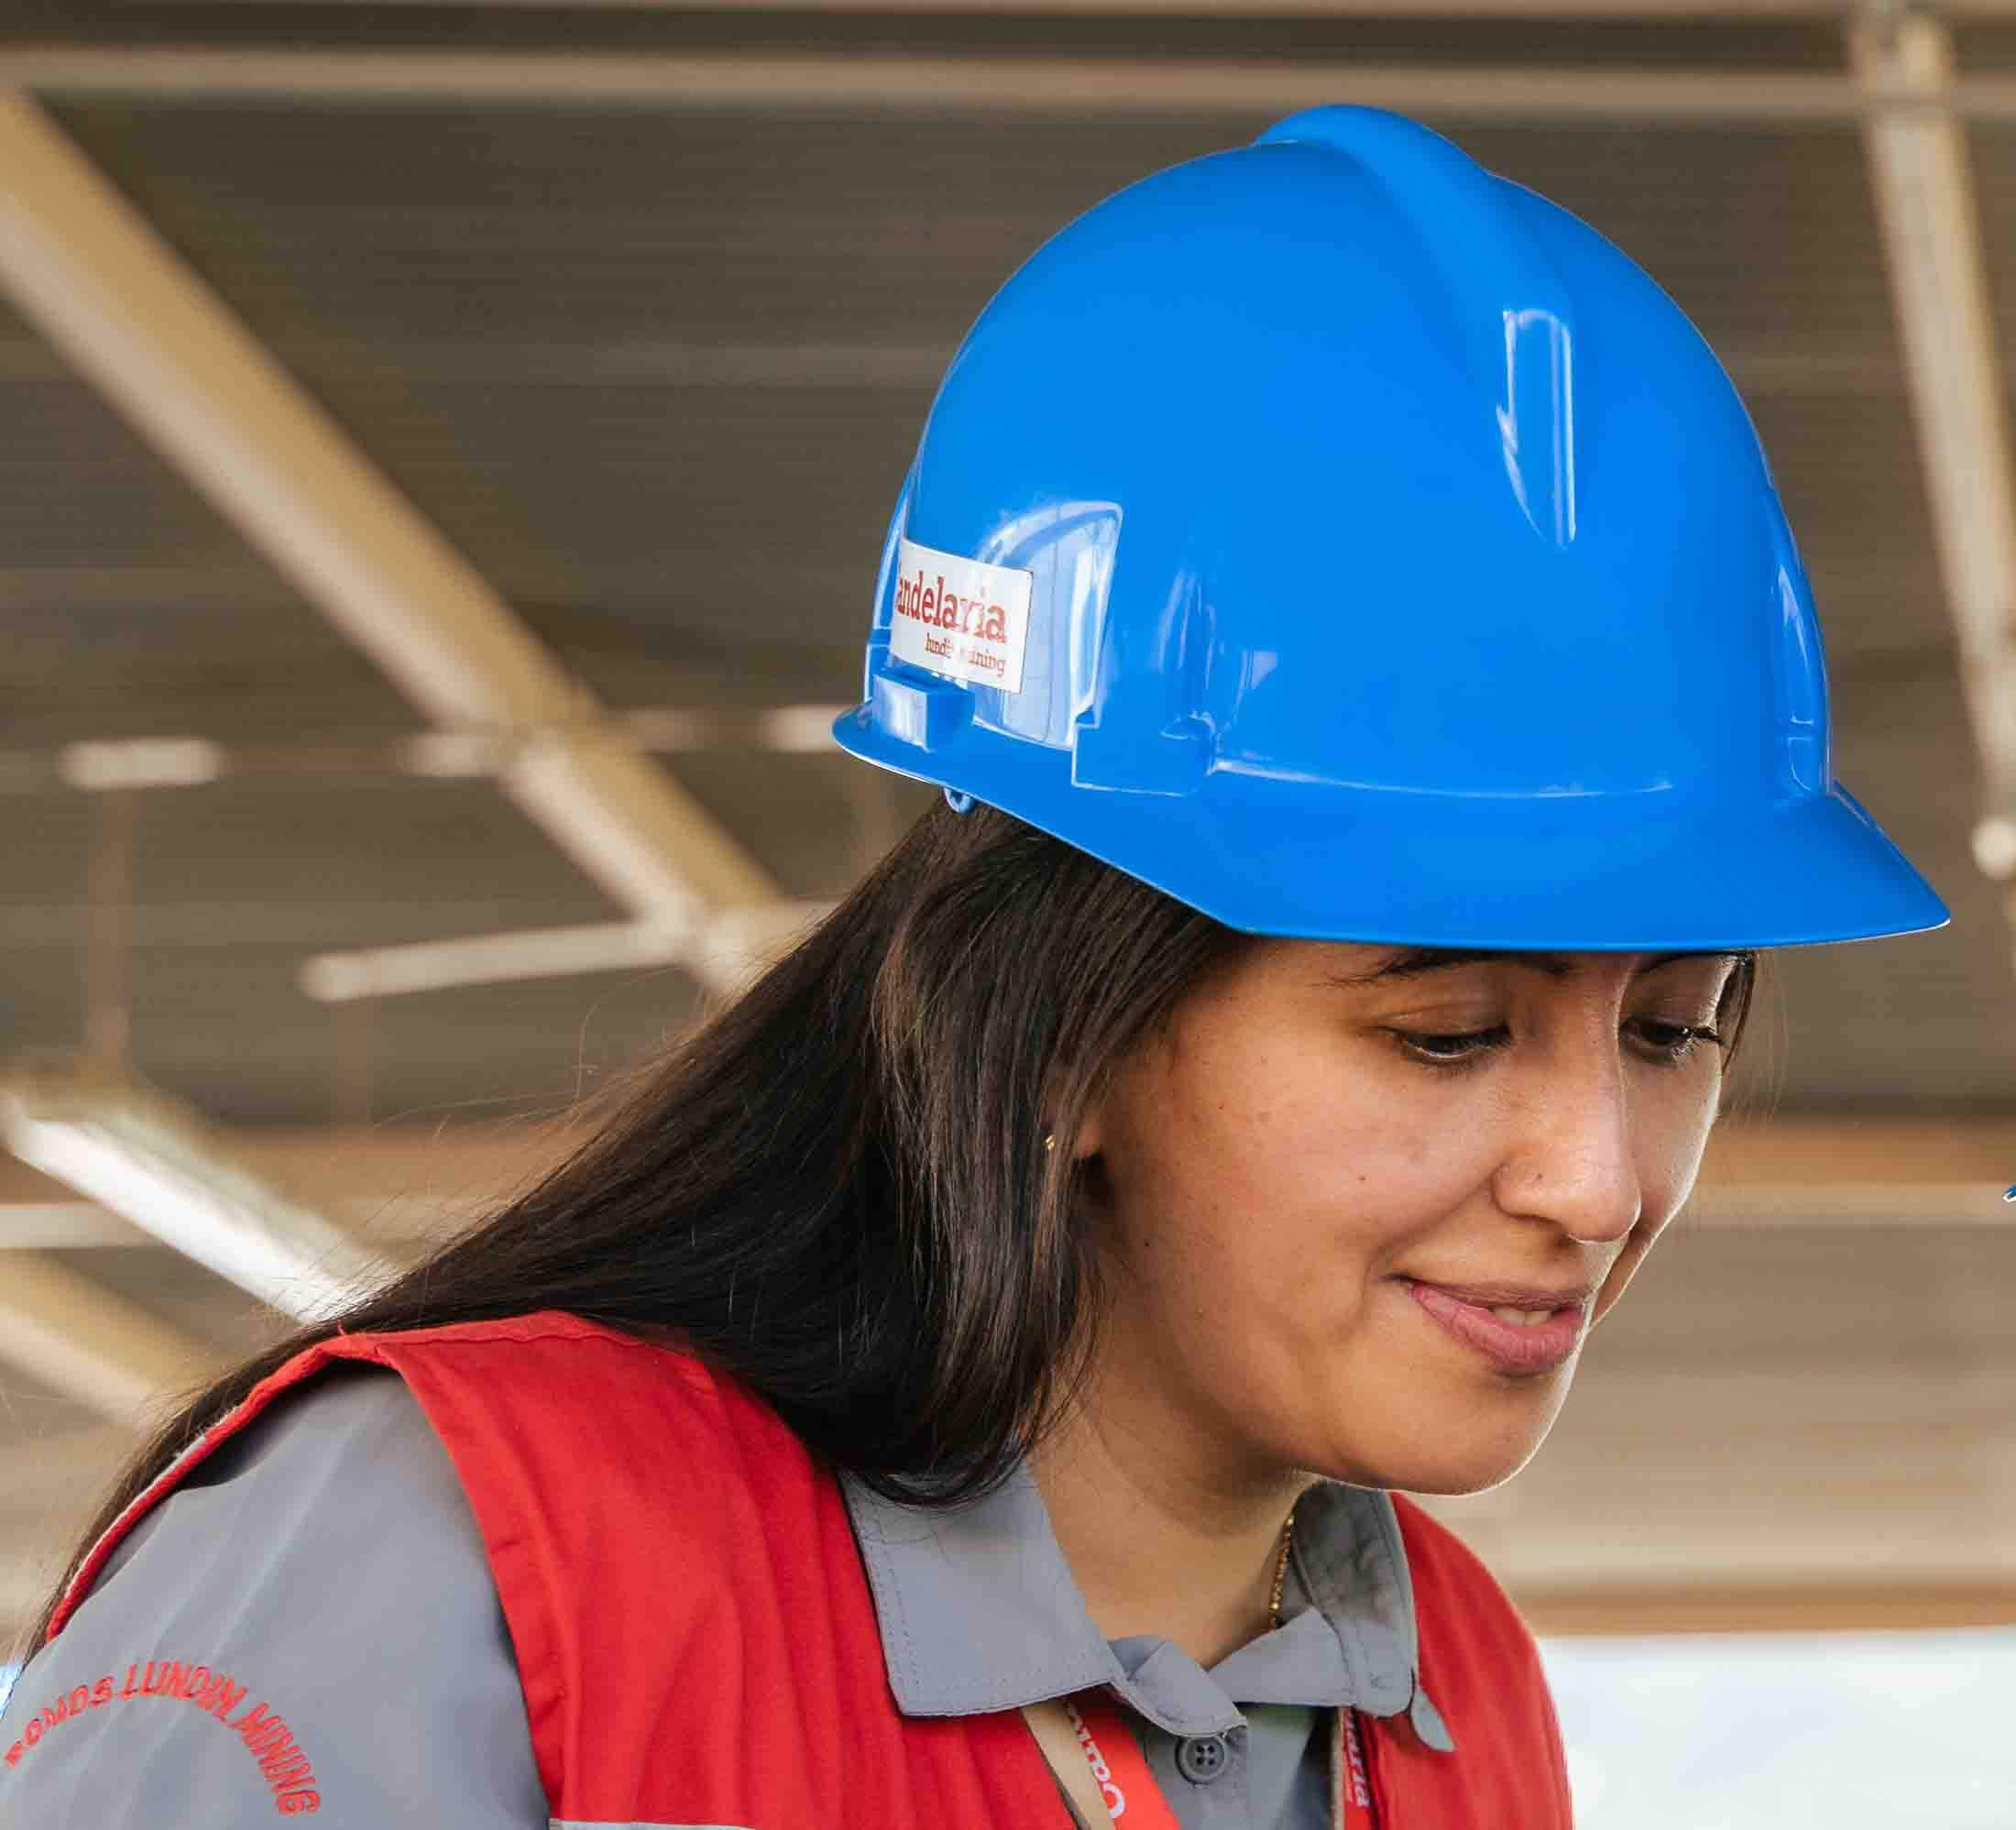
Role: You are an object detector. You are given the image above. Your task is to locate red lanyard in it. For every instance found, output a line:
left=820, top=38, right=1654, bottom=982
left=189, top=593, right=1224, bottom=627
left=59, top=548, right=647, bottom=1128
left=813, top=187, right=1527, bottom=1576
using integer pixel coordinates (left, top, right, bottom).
left=1335, top=1704, right=1380, bottom=1826
left=1061, top=1693, right=1183, bottom=1828
left=1063, top=1692, right=1380, bottom=1827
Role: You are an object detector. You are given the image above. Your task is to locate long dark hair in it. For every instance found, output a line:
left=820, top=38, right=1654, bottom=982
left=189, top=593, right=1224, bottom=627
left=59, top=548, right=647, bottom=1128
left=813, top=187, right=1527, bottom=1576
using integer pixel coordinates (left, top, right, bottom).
left=20, top=797, right=1768, bottom=1656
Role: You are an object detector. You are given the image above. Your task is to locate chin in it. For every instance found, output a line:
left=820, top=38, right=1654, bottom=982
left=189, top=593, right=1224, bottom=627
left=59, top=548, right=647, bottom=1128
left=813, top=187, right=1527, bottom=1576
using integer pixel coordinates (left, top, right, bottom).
left=1315, top=1422, right=1552, bottom=1496
left=1405, top=1434, right=1552, bottom=1495
left=1385, top=1458, right=1537, bottom=1497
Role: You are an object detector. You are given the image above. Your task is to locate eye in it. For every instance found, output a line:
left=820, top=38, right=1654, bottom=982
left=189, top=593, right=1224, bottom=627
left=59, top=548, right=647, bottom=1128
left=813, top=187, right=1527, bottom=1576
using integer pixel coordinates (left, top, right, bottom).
left=1637, top=1021, right=1726, bottom=1064
left=1388, top=1025, right=1510, bottom=1068
left=1387, top=1020, right=1727, bottom=1072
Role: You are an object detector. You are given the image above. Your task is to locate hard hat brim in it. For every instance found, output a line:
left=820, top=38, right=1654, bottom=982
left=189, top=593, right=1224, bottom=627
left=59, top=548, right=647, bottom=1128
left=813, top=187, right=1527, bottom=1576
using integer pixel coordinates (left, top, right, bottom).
left=833, top=707, right=1950, bottom=952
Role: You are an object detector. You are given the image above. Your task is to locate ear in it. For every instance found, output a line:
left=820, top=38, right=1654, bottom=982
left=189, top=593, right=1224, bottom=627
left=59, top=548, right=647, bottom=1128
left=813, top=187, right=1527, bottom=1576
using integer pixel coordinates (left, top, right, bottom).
left=1066, top=1093, right=1106, bottom=1163
left=1041, top=1067, right=1108, bottom=1164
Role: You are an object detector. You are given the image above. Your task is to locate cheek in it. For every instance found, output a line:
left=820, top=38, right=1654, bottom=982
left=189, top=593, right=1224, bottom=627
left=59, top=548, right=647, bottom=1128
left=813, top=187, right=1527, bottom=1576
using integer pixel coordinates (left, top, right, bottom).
left=1593, top=1100, right=1722, bottom=1309
left=1655, top=1091, right=1720, bottom=1193
left=1107, top=1045, right=1487, bottom=1298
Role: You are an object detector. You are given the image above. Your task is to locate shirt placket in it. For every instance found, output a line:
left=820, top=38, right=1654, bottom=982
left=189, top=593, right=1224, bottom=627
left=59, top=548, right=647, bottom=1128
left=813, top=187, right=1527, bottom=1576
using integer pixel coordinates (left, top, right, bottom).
left=1136, top=1713, right=1253, bottom=1830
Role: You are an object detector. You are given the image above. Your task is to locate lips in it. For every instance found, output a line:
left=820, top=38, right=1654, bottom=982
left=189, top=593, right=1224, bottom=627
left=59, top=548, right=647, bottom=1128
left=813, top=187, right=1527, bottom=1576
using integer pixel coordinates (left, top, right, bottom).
left=1398, top=1277, right=1597, bottom=1309
left=1399, top=1277, right=1587, bottom=1375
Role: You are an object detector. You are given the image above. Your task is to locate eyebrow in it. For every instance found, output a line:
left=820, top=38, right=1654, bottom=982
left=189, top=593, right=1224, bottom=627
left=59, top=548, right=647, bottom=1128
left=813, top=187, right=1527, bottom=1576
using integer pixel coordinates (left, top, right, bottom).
left=1327, top=948, right=1746, bottom=987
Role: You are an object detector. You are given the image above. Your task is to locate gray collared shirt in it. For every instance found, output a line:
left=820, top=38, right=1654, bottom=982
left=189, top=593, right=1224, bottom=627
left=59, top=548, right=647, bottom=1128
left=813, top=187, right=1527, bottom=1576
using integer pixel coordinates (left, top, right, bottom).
left=844, top=1462, right=1455, bottom=1830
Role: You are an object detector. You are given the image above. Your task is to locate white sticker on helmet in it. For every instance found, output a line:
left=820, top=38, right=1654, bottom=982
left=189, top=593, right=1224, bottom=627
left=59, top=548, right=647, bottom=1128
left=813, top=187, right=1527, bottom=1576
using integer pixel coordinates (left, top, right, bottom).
left=889, top=538, right=1034, bottom=696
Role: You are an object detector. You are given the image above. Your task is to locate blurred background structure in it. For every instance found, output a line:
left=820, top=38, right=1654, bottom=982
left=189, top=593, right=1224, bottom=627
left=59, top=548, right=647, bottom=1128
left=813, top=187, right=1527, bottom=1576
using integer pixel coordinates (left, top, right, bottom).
left=1, top=1, right=2012, bottom=1820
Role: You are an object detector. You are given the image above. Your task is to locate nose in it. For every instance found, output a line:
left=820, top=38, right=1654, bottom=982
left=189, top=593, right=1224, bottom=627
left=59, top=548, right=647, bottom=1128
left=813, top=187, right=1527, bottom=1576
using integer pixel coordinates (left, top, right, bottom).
left=1490, top=1023, right=1643, bottom=1245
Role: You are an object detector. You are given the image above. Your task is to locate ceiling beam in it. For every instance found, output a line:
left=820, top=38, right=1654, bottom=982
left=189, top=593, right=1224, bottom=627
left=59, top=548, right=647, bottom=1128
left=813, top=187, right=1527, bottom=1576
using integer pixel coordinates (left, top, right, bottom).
left=296, top=905, right=835, bottom=1003
left=1697, top=1113, right=2016, bottom=1184
left=2, top=1570, right=2007, bottom=1650
left=0, top=1063, right=404, bottom=1320
left=0, top=1203, right=147, bottom=1248
left=9, top=42, right=2016, bottom=123
left=1515, top=1582, right=2016, bottom=1636
left=0, top=1115, right=2009, bottom=1248
left=0, top=1251, right=224, bottom=1424
left=0, top=47, right=1918, bottom=121
left=0, top=90, right=780, bottom=998
left=0, top=703, right=862, bottom=799
left=1689, top=1113, right=2016, bottom=1225
left=1851, top=14, right=2016, bottom=940
left=63, top=0, right=2016, bottom=16
left=0, top=1423, right=137, bottom=1518
left=0, top=1120, right=585, bottom=1215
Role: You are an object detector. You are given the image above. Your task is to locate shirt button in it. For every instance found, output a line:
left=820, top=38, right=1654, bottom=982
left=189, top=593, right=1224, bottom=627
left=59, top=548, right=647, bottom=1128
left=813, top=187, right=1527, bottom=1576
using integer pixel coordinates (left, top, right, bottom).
left=1175, top=1733, right=1230, bottom=1784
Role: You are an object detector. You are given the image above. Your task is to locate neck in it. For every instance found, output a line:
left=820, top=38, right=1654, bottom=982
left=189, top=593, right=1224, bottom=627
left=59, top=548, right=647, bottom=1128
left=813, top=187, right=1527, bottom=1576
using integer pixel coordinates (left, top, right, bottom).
left=1029, top=1362, right=1309, bottom=1671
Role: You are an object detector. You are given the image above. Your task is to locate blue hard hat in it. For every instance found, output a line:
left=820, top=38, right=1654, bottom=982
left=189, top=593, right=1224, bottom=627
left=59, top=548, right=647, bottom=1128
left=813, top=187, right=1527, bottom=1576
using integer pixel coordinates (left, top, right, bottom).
left=831, top=105, right=1950, bottom=950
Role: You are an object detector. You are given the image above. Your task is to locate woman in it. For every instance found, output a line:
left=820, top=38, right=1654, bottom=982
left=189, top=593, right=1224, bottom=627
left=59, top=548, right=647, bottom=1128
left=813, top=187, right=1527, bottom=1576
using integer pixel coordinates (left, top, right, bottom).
left=0, top=105, right=1946, bottom=1829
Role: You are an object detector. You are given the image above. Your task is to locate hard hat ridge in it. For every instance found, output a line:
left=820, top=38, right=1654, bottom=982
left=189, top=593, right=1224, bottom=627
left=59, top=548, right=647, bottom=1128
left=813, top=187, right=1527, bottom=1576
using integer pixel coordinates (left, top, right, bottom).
left=1258, top=105, right=1583, bottom=555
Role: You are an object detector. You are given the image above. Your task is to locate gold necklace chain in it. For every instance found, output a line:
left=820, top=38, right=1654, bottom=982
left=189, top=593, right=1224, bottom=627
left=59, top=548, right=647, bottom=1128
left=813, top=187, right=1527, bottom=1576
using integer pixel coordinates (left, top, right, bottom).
left=1266, top=1504, right=1297, bottom=1632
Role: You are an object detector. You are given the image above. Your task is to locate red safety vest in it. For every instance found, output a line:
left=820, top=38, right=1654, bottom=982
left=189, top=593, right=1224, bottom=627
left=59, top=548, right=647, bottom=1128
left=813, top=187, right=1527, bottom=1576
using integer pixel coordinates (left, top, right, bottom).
left=47, top=1310, right=1573, bottom=1827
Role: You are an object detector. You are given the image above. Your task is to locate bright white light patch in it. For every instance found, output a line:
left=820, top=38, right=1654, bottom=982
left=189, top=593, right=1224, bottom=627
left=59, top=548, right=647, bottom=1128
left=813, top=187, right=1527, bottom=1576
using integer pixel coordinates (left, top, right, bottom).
left=1539, top=1628, right=2016, bottom=1828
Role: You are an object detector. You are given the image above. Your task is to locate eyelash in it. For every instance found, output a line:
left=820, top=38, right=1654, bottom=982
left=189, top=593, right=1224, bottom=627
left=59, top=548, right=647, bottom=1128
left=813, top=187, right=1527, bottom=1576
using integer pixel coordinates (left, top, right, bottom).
left=1388, top=1021, right=1727, bottom=1072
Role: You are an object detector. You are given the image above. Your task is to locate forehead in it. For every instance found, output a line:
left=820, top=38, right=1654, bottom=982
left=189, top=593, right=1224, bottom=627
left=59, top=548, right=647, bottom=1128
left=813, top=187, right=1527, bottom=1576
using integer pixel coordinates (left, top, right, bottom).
left=1320, top=946, right=1743, bottom=987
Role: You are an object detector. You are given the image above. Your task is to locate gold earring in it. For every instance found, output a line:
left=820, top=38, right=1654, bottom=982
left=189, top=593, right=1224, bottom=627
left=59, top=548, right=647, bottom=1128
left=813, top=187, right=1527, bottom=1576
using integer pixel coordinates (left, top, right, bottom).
left=1042, top=1133, right=1057, bottom=1153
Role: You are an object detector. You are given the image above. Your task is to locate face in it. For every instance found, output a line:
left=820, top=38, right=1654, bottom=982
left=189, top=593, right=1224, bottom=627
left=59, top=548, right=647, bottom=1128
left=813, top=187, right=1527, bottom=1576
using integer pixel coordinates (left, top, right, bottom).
left=1069, top=938, right=1744, bottom=1497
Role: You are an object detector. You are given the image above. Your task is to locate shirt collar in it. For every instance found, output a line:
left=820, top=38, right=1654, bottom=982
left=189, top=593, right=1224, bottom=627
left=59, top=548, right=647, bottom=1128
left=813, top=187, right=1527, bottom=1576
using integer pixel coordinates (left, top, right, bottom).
left=840, top=1460, right=1456, bottom=1752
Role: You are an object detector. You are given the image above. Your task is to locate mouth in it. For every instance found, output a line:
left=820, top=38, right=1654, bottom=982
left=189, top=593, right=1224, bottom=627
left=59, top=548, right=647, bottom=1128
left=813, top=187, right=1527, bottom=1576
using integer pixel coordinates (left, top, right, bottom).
left=1397, top=1276, right=1589, bottom=1375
